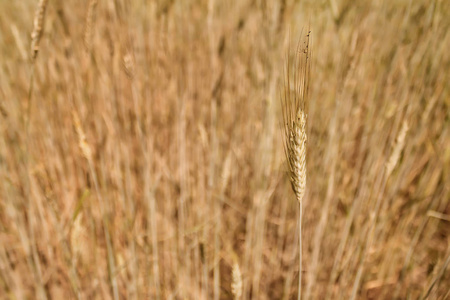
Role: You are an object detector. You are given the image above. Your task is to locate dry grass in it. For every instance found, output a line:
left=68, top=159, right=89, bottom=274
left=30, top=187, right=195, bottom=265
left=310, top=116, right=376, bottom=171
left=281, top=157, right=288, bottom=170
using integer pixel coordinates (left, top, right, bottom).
left=0, top=0, right=449, bottom=299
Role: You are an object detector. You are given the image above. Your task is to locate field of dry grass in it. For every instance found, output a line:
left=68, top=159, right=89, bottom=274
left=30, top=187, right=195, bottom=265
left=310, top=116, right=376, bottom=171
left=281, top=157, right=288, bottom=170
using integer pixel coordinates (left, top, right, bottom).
left=0, top=0, right=449, bottom=299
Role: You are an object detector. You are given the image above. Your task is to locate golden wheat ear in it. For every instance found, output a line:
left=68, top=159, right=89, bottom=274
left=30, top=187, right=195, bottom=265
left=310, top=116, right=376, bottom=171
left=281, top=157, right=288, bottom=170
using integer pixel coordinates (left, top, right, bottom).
left=281, top=32, right=310, bottom=204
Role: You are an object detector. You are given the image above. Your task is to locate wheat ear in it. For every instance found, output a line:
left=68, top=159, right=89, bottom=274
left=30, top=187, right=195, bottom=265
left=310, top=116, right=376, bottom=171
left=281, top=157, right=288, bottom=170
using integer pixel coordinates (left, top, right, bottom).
left=386, top=120, right=409, bottom=177
left=31, top=0, right=48, bottom=60
left=281, top=31, right=310, bottom=300
left=84, top=0, right=98, bottom=51
left=231, top=261, right=243, bottom=300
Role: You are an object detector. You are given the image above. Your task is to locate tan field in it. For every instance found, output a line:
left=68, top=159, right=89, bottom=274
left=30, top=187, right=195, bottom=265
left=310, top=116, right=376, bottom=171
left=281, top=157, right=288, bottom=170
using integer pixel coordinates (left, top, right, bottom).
left=0, top=0, right=449, bottom=299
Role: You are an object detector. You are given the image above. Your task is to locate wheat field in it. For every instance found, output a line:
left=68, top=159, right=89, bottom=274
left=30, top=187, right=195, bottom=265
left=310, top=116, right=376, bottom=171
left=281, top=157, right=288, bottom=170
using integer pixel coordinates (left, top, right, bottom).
left=0, top=0, right=449, bottom=299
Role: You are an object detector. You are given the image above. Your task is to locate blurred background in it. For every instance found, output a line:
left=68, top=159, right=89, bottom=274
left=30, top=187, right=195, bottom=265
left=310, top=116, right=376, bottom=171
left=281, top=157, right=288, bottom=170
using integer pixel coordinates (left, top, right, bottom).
left=0, top=0, right=449, bottom=299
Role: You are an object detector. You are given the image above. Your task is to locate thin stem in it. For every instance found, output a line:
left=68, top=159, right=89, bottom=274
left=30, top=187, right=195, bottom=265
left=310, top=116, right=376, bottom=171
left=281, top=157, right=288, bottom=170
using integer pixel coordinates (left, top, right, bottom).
left=298, top=202, right=302, bottom=300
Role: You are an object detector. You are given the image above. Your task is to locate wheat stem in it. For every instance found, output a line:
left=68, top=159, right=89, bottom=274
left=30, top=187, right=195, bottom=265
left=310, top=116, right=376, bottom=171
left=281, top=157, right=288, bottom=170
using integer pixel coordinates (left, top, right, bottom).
left=298, top=202, right=303, bottom=300
left=281, top=31, right=310, bottom=300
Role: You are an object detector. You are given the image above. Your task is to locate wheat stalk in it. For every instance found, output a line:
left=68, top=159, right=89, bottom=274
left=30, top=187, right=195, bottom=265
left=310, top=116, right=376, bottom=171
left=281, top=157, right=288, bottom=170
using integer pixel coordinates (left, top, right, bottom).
left=22, top=3, right=49, bottom=296
left=72, top=110, right=119, bottom=300
left=281, top=31, right=310, bottom=300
